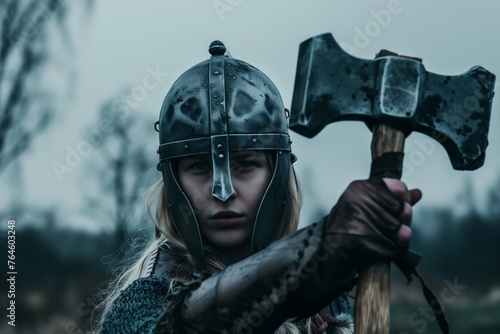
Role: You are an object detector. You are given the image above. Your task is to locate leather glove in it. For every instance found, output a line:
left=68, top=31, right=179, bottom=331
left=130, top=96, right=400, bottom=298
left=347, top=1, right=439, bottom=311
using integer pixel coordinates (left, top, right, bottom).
left=326, top=178, right=405, bottom=265
left=292, top=178, right=407, bottom=310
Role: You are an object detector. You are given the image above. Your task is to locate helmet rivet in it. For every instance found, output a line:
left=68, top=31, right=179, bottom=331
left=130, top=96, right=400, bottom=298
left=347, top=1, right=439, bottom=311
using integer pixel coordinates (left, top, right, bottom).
left=252, top=138, right=257, bottom=143
left=214, top=70, right=220, bottom=75
left=184, top=145, right=189, bottom=150
left=279, top=151, right=282, bottom=155
left=214, top=94, right=218, bottom=98
left=217, top=144, right=223, bottom=149
left=218, top=154, right=224, bottom=159
left=219, top=307, right=229, bottom=318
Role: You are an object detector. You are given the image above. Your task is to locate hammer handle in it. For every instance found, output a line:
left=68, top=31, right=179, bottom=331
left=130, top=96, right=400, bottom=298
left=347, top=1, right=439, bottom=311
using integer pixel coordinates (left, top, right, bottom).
left=355, top=122, right=405, bottom=334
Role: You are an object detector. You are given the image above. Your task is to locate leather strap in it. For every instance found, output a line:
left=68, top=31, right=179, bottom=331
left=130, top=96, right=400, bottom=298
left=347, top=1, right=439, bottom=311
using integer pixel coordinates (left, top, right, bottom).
left=393, top=250, right=449, bottom=334
left=413, top=269, right=449, bottom=334
left=370, top=152, right=404, bottom=179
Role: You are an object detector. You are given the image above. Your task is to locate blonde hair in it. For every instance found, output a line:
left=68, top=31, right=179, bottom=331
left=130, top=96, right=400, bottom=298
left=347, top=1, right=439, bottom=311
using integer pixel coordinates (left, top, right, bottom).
left=96, top=164, right=333, bottom=334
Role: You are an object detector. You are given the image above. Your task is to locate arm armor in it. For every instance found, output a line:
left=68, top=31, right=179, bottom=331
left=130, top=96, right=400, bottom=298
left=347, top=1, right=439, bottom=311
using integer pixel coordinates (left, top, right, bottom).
left=153, top=179, right=405, bottom=333
left=160, top=219, right=355, bottom=333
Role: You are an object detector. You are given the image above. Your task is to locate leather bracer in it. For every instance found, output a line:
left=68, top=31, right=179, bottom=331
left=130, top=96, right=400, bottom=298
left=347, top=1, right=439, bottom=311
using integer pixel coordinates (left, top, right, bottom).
left=172, top=219, right=354, bottom=334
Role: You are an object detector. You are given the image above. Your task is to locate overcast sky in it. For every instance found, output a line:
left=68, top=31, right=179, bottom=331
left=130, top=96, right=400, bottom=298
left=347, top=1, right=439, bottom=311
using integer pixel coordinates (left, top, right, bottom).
left=2, top=0, right=500, bottom=231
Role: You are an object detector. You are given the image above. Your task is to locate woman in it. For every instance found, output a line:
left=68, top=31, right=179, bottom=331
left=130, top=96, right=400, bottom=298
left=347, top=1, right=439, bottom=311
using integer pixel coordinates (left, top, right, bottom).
left=98, top=41, right=420, bottom=334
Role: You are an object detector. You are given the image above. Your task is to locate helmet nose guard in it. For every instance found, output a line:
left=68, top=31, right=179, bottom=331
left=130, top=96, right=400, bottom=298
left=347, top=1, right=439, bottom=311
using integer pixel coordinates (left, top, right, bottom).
left=208, top=42, right=234, bottom=201
left=157, top=41, right=292, bottom=270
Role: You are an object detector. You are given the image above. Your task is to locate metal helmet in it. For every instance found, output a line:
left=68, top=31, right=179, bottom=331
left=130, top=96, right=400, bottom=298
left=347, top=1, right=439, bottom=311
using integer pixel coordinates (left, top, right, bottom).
left=157, top=41, right=292, bottom=270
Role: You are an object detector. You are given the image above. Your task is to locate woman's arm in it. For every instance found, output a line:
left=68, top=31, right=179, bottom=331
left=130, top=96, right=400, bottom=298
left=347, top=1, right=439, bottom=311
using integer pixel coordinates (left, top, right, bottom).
left=156, top=178, right=419, bottom=333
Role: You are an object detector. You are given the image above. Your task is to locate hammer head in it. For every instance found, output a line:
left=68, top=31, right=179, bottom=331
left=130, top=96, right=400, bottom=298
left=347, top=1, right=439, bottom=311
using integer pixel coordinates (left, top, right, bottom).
left=290, top=33, right=496, bottom=170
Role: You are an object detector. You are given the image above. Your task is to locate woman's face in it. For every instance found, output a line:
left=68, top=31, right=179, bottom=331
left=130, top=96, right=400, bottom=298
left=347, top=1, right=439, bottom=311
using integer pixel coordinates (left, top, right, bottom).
left=177, top=151, right=271, bottom=257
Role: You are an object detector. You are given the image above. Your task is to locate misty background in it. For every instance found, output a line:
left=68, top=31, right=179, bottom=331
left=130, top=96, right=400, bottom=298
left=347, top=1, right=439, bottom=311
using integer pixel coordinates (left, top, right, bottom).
left=0, top=1, right=499, bottom=333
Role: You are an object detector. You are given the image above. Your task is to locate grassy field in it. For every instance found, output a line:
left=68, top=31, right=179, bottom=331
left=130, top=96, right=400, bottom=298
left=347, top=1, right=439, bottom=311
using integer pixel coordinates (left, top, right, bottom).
left=348, top=275, right=500, bottom=334
left=390, top=296, right=500, bottom=333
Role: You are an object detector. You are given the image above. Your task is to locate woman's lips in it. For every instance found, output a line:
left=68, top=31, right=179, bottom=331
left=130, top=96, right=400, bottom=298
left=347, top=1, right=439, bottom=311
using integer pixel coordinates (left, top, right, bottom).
left=210, top=211, right=244, bottom=227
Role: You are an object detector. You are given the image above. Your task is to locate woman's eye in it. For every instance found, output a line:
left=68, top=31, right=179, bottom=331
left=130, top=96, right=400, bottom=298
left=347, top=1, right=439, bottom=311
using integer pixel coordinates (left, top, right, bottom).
left=239, top=160, right=254, bottom=167
left=233, top=160, right=256, bottom=170
left=191, top=162, right=210, bottom=171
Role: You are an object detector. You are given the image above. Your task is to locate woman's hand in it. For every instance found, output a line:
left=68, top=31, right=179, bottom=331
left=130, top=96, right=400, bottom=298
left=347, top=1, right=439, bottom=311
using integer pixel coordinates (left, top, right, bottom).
left=382, top=178, right=422, bottom=246
left=324, top=178, right=423, bottom=267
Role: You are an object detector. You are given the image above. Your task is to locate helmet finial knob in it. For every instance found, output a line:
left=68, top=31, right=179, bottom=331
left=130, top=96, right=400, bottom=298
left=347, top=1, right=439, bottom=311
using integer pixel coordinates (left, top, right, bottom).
left=209, top=40, right=226, bottom=56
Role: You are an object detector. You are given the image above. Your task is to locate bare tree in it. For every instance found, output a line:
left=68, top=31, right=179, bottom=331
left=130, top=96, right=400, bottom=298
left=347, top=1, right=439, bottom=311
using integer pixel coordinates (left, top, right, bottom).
left=84, top=97, right=159, bottom=252
left=0, top=0, right=93, bottom=172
